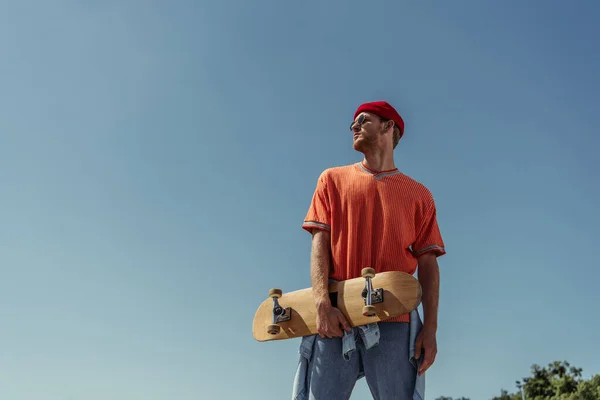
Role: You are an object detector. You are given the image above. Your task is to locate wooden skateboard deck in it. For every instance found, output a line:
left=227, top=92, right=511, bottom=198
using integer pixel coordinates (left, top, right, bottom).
left=252, top=268, right=422, bottom=342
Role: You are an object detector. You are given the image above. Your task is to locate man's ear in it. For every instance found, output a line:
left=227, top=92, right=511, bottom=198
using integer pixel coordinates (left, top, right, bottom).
left=384, top=120, right=394, bottom=133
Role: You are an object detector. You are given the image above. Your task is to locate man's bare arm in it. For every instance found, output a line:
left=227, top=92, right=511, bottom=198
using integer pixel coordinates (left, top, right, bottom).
left=309, top=229, right=350, bottom=338
left=414, top=251, right=441, bottom=374
left=417, top=252, right=440, bottom=330
left=310, top=229, right=332, bottom=311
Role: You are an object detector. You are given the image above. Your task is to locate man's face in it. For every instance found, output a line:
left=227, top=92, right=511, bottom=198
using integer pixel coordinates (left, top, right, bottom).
left=350, top=112, right=386, bottom=151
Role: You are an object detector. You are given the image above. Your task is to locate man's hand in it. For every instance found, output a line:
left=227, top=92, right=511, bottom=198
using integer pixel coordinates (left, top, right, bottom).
left=316, top=303, right=351, bottom=338
left=414, top=325, right=437, bottom=376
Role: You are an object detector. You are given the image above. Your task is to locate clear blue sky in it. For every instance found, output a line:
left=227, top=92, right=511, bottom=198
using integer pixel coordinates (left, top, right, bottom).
left=1, top=1, right=599, bottom=399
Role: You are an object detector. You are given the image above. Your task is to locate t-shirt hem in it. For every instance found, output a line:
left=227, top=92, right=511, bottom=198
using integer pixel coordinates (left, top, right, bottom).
left=380, top=313, right=411, bottom=323
left=302, top=221, right=331, bottom=233
left=413, top=244, right=446, bottom=257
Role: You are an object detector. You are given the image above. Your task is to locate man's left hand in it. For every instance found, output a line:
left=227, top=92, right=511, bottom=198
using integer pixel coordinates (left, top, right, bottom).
left=414, top=325, right=437, bottom=376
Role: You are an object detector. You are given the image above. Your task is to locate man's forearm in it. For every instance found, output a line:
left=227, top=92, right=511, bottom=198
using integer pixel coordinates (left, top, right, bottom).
left=310, top=230, right=332, bottom=311
left=417, top=253, right=440, bottom=329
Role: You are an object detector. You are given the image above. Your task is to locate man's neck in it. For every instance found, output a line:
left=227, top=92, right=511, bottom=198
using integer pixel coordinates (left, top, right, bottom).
left=362, top=149, right=396, bottom=172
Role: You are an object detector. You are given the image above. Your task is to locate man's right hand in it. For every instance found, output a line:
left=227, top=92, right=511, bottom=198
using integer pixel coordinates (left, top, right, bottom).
left=316, top=304, right=351, bottom=338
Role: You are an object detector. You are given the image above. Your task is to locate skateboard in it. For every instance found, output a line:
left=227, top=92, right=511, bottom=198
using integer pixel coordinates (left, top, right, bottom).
left=252, top=268, right=422, bottom=342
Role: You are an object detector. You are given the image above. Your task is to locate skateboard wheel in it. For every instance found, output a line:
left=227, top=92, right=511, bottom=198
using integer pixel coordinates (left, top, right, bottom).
left=267, top=324, right=281, bottom=335
left=361, top=268, right=375, bottom=279
left=269, top=288, right=282, bottom=298
left=362, top=305, right=377, bottom=317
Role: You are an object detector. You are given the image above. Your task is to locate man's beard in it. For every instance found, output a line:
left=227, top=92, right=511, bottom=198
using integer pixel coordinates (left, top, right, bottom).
left=353, top=136, right=376, bottom=152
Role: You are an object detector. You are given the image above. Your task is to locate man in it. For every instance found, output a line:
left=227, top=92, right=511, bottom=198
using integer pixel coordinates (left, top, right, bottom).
left=297, top=101, right=446, bottom=399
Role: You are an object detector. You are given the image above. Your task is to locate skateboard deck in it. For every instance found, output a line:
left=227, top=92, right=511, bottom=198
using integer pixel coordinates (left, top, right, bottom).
left=252, top=268, right=422, bottom=342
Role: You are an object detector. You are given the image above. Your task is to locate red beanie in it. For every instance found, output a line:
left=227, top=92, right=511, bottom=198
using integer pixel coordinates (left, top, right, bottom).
left=354, top=101, right=405, bottom=138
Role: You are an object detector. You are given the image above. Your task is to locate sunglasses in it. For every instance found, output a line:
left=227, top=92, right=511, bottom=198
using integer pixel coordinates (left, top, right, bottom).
left=349, top=114, right=367, bottom=131
left=350, top=114, right=390, bottom=131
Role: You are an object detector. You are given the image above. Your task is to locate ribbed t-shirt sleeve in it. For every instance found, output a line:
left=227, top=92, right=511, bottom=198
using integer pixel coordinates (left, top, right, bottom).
left=412, top=190, right=446, bottom=257
left=302, top=171, right=331, bottom=233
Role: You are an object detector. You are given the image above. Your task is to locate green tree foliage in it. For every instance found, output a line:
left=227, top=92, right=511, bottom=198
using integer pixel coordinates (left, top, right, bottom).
left=489, top=389, right=521, bottom=400
left=438, top=361, right=600, bottom=400
left=435, top=397, right=470, bottom=400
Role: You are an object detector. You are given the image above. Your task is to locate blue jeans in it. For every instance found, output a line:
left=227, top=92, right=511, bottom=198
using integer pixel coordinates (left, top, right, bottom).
left=292, top=309, right=425, bottom=400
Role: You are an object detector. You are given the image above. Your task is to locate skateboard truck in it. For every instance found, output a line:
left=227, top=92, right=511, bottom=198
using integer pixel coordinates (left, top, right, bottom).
left=266, top=288, right=291, bottom=335
left=361, top=267, right=383, bottom=317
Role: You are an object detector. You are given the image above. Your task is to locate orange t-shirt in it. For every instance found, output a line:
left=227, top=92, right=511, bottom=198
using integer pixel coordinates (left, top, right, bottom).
left=302, top=162, right=446, bottom=323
